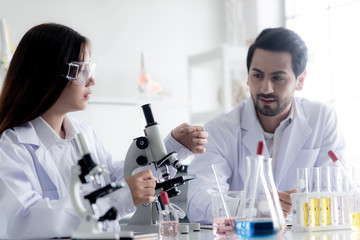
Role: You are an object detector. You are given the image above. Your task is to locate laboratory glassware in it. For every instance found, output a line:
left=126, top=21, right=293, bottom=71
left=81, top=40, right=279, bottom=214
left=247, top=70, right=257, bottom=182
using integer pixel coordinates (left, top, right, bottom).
left=159, top=191, right=179, bottom=239
left=309, top=167, right=321, bottom=227
left=320, top=166, right=332, bottom=226
left=211, top=191, right=244, bottom=238
left=328, top=150, right=360, bottom=231
left=296, top=168, right=310, bottom=227
left=137, top=51, right=164, bottom=94
left=236, top=141, right=285, bottom=238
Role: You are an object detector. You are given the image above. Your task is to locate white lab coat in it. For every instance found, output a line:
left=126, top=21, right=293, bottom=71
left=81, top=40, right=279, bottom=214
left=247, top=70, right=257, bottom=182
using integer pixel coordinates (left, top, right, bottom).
left=187, top=97, right=346, bottom=224
left=0, top=115, right=186, bottom=239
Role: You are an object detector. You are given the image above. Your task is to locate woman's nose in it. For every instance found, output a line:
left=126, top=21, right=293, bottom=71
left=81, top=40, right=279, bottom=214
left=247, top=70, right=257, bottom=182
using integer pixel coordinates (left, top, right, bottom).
left=86, top=76, right=95, bottom=87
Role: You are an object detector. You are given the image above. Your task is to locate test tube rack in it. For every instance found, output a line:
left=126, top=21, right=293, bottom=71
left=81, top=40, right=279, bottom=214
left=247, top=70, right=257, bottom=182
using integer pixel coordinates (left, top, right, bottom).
left=290, top=191, right=355, bottom=232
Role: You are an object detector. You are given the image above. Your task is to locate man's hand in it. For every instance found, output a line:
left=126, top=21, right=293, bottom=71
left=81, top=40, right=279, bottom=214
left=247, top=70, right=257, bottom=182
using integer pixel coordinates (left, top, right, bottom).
left=278, top=188, right=298, bottom=218
left=125, top=169, right=157, bottom=206
left=171, top=123, right=208, bottom=153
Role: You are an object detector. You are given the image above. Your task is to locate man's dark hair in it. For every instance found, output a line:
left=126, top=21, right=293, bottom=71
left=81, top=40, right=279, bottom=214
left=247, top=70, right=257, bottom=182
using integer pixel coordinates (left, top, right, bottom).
left=246, top=27, right=308, bottom=78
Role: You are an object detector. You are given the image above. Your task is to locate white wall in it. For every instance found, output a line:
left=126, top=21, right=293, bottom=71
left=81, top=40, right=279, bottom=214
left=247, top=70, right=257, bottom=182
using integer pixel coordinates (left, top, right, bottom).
left=243, top=0, right=285, bottom=42
left=0, top=0, right=285, bottom=160
left=0, top=0, right=285, bottom=106
left=0, top=0, right=229, bottom=160
left=0, top=0, right=225, bottom=101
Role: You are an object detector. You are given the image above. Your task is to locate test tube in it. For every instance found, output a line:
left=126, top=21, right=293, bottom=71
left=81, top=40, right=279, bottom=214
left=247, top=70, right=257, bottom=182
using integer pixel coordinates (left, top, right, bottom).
left=320, top=166, right=332, bottom=226
left=328, top=151, right=360, bottom=195
left=297, top=167, right=309, bottom=193
left=331, top=166, right=344, bottom=225
left=343, top=167, right=352, bottom=225
left=297, top=168, right=309, bottom=227
left=309, top=167, right=321, bottom=227
left=328, top=150, right=360, bottom=230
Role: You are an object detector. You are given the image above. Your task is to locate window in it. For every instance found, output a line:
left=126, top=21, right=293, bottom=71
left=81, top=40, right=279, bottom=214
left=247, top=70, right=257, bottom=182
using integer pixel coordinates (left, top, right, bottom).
left=285, top=0, right=360, bottom=166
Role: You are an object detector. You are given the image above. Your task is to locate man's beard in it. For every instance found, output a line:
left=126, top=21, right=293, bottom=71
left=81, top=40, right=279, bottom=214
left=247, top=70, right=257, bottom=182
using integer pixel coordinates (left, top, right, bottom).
left=252, top=93, right=292, bottom=117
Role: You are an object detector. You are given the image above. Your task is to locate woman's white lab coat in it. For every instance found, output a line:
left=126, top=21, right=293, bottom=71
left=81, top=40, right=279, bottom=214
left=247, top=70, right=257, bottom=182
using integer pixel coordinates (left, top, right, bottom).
left=187, top=97, right=346, bottom=224
left=0, top=116, right=184, bottom=239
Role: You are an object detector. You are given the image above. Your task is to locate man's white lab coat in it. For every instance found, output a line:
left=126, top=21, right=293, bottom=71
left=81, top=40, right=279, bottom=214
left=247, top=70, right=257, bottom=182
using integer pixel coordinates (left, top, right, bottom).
left=187, top=97, right=346, bottom=224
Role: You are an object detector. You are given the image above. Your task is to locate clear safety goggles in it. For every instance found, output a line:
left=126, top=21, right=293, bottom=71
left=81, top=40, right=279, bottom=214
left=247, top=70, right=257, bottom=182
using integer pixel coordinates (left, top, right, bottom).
left=62, top=61, right=97, bottom=85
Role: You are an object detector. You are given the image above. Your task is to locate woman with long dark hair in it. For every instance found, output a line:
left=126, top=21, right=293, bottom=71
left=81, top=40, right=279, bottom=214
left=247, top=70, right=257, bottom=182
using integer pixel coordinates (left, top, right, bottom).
left=0, top=23, right=208, bottom=239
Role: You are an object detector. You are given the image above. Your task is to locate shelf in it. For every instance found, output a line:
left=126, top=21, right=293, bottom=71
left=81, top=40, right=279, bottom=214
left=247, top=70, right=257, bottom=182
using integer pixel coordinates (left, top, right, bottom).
left=89, top=97, right=190, bottom=107
left=188, top=44, right=248, bottom=124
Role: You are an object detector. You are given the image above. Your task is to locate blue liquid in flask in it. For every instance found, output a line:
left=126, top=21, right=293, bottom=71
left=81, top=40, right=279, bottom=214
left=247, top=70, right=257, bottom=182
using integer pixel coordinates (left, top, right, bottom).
left=235, top=220, right=278, bottom=238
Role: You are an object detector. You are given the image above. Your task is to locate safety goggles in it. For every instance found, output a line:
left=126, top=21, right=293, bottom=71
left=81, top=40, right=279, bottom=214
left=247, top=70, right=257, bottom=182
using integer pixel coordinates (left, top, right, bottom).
left=62, top=61, right=97, bottom=85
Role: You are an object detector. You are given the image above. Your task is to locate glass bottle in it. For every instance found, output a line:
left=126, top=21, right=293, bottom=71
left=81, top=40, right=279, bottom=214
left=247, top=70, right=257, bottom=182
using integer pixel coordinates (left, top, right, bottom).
left=137, top=51, right=164, bottom=95
left=236, top=141, right=285, bottom=238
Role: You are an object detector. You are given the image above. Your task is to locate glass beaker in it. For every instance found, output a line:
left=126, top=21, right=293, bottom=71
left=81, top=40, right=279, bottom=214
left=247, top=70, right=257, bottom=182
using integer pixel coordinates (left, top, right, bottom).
left=211, top=191, right=244, bottom=238
left=159, top=191, right=179, bottom=240
left=235, top=156, right=285, bottom=238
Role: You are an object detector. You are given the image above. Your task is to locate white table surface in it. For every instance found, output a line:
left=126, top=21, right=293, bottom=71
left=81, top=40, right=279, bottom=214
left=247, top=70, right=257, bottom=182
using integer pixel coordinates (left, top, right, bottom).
left=175, top=228, right=359, bottom=240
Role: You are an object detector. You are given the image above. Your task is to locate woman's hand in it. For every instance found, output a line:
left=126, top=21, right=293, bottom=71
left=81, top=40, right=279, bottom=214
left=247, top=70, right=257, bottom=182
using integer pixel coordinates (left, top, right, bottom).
left=125, top=169, right=157, bottom=206
left=171, top=123, right=208, bottom=153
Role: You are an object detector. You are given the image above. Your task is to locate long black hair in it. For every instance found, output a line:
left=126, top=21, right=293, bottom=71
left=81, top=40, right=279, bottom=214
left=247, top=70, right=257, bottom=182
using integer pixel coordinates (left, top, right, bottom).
left=0, top=23, right=89, bottom=133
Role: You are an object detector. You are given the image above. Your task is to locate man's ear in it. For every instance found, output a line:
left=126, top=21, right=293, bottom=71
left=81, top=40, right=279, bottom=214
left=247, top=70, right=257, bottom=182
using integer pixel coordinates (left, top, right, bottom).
left=296, top=70, right=306, bottom=90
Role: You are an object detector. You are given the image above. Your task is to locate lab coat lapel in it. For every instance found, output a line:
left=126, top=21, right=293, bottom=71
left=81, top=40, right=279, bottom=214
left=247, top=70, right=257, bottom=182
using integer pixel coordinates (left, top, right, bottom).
left=274, top=101, right=312, bottom=186
left=35, top=149, right=69, bottom=198
left=238, top=99, right=268, bottom=190
left=15, top=123, right=68, bottom=199
left=241, top=99, right=268, bottom=157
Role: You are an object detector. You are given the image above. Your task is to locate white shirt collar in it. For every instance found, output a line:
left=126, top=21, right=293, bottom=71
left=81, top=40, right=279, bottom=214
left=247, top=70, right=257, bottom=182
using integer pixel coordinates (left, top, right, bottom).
left=286, top=102, right=295, bottom=123
left=31, top=116, right=77, bottom=149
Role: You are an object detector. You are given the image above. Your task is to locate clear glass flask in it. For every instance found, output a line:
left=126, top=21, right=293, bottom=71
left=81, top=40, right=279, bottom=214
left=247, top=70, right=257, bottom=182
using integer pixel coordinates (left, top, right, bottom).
left=236, top=155, right=285, bottom=238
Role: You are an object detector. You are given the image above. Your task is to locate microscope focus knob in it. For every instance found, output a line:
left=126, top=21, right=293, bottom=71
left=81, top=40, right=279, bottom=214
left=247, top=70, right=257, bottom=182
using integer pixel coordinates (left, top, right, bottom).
left=136, top=156, right=148, bottom=166
left=136, top=137, right=148, bottom=149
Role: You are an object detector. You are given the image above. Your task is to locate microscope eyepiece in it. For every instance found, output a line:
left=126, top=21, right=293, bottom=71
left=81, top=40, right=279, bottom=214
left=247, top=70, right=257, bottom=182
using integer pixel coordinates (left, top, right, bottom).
left=142, top=103, right=157, bottom=127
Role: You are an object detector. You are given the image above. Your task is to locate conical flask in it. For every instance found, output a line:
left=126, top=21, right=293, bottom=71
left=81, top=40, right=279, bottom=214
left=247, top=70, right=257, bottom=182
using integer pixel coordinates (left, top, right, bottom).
left=236, top=141, right=285, bottom=238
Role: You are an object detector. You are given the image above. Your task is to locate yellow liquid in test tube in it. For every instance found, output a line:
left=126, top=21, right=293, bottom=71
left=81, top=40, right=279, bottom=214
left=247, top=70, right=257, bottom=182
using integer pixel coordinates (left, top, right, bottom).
left=310, top=198, right=320, bottom=226
left=303, top=202, right=309, bottom=227
left=351, top=212, right=360, bottom=231
left=321, top=197, right=331, bottom=226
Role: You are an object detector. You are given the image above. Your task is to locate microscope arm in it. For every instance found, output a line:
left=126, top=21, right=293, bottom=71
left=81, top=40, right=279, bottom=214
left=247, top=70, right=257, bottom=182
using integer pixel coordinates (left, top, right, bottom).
left=70, top=165, right=88, bottom=219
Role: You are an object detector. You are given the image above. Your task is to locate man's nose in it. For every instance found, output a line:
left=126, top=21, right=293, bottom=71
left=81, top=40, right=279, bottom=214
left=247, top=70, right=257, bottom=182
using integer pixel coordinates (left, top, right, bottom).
left=260, top=77, right=273, bottom=94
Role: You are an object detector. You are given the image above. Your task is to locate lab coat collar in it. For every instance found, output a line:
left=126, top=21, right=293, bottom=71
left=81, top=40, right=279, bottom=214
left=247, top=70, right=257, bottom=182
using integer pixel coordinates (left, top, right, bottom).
left=31, top=116, right=78, bottom=150
left=240, top=98, right=312, bottom=186
left=32, top=117, right=61, bottom=149
left=14, top=122, right=40, bottom=149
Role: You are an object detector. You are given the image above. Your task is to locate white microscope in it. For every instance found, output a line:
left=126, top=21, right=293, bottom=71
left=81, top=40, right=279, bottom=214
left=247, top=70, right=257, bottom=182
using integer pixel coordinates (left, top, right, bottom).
left=70, top=133, right=134, bottom=240
left=121, top=103, right=200, bottom=234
